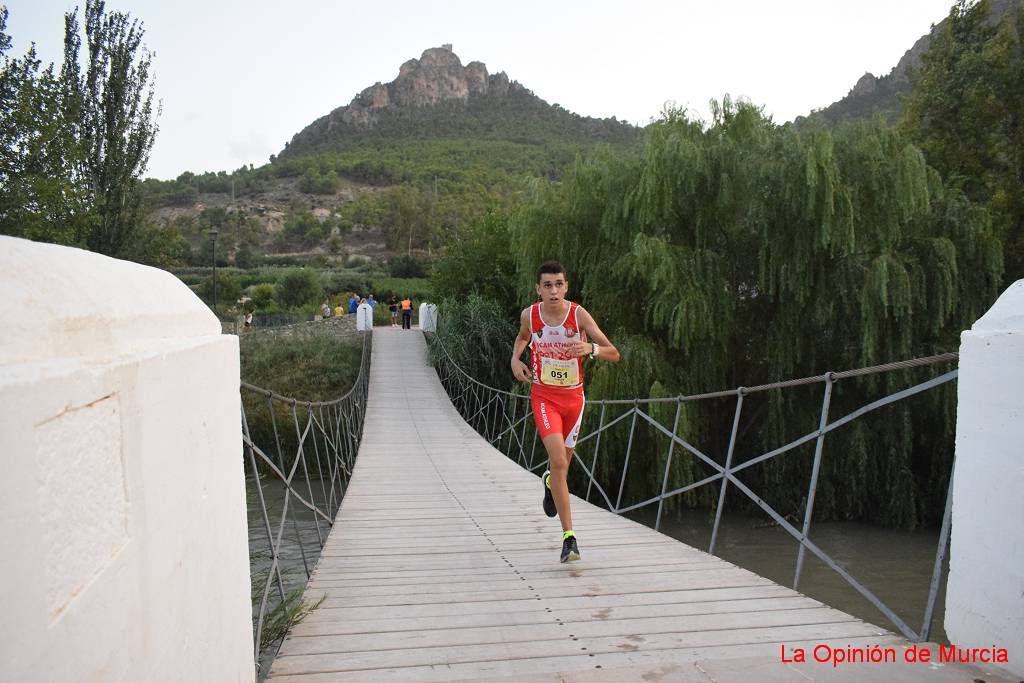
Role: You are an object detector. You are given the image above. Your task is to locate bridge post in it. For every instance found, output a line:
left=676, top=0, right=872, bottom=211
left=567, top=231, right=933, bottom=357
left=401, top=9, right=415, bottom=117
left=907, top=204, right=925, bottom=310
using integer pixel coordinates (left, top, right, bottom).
left=946, top=279, right=1023, bottom=676
left=0, top=237, right=253, bottom=681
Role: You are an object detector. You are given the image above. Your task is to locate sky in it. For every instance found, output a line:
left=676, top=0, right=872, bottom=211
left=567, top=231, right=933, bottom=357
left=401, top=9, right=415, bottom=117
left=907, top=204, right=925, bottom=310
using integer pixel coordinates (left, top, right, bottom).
left=5, top=0, right=956, bottom=181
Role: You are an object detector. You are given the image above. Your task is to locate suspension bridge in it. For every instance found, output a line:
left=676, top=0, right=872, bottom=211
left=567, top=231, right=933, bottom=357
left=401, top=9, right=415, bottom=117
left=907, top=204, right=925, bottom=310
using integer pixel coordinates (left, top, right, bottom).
left=3, top=238, right=1021, bottom=682
left=250, top=328, right=1014, bottom=682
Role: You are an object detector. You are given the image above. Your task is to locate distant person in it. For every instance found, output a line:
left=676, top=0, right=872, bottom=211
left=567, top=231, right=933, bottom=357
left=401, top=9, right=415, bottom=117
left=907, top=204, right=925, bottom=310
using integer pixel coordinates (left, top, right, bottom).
left=400, top=296, right=413, bottom=329
left=321, top=299, right=331, bottom=319
left=388, top=296, right=399, bottom=327
left=244, top=311, right=253, bottom=330
left=333, top=302, right=344, bottom=317
left=348, top=293, right=359, bottom=315
left=367, top=293, right=377, bottom=308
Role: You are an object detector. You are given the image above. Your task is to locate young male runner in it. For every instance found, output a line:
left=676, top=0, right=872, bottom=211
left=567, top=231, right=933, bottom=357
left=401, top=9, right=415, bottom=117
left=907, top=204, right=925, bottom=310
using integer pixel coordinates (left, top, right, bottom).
left=510, top=261, right=620, bottom=562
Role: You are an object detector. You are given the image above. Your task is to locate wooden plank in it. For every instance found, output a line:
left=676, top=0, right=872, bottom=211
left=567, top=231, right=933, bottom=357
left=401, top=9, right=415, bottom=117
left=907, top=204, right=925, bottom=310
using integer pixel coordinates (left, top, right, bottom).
left=270, top=621, right=888, bottom=676
left=291, top=596, right=825, bottom=637
left=267, top=635, right=913, bottom=682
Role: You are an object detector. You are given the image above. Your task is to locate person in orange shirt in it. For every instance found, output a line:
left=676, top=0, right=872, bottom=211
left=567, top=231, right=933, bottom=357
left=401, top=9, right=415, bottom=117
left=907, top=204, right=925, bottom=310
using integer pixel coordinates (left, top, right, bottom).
left=400, top=296, right=413, bottom=330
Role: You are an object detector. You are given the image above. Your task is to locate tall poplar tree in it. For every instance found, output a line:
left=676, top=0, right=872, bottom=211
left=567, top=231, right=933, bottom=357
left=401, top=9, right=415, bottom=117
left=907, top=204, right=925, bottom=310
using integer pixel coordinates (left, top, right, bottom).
left=76, top=0, right=159, bottom=255
left=0, top=1, right=159, bottom=256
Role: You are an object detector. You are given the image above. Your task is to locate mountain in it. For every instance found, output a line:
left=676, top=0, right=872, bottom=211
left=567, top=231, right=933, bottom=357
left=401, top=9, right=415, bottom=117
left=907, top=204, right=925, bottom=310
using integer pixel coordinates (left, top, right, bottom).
left=798, top=0, right=1020, bottom=126
left=278, top=44, right=639, bottom=158
left=142, top=45, right=643, bottom=270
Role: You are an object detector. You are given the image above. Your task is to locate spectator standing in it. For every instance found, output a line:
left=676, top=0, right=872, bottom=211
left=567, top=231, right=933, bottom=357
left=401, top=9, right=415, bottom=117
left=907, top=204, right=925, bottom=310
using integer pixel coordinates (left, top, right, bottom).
left=348, top=293, right=359, bottom=315
left=400, top=296, right=413, bottom=330
left=388, top=297, right=399, bottom=327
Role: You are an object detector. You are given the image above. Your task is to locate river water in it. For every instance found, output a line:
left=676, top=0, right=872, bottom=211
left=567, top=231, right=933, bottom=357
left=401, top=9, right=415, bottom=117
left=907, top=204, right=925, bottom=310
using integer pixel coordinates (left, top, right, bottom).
left=626, top=507, right=949, bottom=643
left=247, top=476, right=336, bottom=677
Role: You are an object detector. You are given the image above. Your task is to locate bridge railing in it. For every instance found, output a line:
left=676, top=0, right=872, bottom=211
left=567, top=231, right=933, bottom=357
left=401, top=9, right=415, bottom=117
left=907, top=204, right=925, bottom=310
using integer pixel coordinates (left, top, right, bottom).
left=430, top=335, right=958, bottom=644
left=240, top=331, right=372, bottom=676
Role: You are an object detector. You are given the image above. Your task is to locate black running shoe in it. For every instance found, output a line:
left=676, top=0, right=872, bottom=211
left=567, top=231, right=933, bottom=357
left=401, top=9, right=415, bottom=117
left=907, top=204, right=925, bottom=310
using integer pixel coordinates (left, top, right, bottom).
left=560, top=535, right=581, bottom=563
left=542, top=470, right=557, bottom=518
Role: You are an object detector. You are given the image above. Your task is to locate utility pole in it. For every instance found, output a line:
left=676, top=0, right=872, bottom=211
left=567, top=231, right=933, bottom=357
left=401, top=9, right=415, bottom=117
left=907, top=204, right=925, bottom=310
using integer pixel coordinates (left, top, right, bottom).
left=208, top=228, right=219, bottom=310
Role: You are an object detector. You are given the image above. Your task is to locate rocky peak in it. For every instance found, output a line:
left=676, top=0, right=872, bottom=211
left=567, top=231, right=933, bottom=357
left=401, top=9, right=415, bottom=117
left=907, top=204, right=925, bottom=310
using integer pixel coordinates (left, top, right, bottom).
left=340, top=45, right=521, bottom=127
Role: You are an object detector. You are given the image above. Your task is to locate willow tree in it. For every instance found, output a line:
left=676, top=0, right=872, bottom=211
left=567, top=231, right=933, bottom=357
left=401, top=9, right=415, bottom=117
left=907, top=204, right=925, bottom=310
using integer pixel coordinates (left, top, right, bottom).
left=510, top=99, right=1002, bottom=528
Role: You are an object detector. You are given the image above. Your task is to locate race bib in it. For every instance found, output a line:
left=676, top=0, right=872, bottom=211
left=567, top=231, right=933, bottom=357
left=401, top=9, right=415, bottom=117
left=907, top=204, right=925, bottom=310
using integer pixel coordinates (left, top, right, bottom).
left=540, top=356, right=579, bottom=386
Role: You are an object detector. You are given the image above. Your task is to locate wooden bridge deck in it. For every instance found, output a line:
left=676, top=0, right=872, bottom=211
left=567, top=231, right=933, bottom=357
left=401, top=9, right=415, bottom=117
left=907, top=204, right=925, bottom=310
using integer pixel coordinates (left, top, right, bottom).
left=267, top=329, right=1000, bottom=682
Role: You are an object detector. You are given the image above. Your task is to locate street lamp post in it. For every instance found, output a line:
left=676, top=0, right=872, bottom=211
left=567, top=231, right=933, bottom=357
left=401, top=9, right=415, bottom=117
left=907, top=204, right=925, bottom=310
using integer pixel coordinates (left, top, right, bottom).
left=208, top=228, right=219, bottom=310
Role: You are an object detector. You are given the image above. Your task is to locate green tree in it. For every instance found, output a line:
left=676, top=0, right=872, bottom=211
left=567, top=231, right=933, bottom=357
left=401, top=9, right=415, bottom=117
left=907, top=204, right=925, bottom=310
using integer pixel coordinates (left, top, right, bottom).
left=200, top=270, right=241, bottom=306
left=250, top=282, right=276, bottom=311
left=430, top=211, right=518, bottom=314
left=0, top=1, right=160, bottom=257
left=77, top=0, right=160, bottom=254
left=0, top=7, right=89, bottom=244
left=234, top=242, right=255, bottom=269
left=511, top=100, right=1002, bottom=527
left=119, top=221, right=186, bottom=267
left=382, top=185, right=433, bottom=255
left=900, top=0, right=1024, bottom=280
left=276, top=268, right=322, bottom=309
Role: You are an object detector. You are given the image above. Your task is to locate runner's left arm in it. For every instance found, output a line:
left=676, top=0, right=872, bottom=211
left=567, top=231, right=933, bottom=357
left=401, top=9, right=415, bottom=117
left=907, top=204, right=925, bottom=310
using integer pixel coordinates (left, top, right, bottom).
left=575, top=308, right=620, bottom=362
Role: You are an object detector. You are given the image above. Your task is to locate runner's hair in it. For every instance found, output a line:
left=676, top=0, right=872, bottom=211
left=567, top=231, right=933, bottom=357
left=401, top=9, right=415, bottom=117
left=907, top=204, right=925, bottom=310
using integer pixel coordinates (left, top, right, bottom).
left=536, top=260, right=566, bottom=282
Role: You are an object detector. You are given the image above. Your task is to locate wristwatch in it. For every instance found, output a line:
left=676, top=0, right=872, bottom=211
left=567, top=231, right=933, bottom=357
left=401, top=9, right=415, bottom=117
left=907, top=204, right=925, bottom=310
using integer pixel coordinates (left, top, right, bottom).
left=589, top=342, right=598, bottom=358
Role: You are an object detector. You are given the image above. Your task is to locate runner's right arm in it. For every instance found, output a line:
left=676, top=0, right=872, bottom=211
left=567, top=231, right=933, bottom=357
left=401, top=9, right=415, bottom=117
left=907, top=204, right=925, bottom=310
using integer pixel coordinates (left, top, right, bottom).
left=510, top=308, right=533, bottom=383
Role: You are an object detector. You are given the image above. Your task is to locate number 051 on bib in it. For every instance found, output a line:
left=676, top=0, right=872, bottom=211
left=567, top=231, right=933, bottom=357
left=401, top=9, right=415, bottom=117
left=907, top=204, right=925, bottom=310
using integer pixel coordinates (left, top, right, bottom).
left=540, top=356, right=580, bottom=387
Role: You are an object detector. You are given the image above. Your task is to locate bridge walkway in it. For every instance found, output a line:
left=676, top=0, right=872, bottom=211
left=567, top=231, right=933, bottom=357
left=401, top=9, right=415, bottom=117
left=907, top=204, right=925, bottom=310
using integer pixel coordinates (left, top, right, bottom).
left=267, top=329, right=1005, bottom=682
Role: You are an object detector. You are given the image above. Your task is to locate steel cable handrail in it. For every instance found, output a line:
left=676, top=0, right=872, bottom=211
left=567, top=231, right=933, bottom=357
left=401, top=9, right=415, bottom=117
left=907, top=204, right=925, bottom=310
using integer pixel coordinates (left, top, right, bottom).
left=428, top=332, right=958, bottom=643
left=240, top=331, right=372, bottom=678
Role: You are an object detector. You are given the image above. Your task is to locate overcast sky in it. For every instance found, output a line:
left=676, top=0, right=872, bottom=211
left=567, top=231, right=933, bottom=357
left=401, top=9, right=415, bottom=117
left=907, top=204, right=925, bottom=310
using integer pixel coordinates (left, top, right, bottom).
left=5, top=0, right=955, bottom=181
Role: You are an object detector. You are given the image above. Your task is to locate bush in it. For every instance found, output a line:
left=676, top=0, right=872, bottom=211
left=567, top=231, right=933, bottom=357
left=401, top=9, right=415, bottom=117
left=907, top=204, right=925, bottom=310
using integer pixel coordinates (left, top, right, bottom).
left=277, top=268, right=322, bottom=309
left=388, top=254, right=427, bottom=278
left=250, top=283, right=277, bottom=311
left=328, top=272, right=372, bottom=297
left=430, top=293, right=517, bottom=389
left=200, top=271, right=242, bottom=306
left=234, top=244, right=255, bottom=269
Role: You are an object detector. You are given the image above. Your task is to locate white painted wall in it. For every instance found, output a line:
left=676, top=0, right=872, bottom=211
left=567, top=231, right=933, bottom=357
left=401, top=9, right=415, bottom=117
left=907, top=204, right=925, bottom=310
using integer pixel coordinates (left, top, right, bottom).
left=947, top=279, right=1024, bottom=677
left=0, top=237, right=254, bottom=682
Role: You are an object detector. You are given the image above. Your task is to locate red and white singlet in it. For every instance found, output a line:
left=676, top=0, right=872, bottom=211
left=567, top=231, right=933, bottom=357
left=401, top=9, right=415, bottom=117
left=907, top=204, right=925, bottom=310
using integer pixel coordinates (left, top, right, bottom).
left=530, top=301, right=587, bottom=391
left=529, top=301, right=587, bottom=447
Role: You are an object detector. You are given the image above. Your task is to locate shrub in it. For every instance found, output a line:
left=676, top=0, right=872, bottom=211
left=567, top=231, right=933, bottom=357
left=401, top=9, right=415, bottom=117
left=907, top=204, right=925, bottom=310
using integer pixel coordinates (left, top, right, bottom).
left=388, top=254, right=427, bottom=278
left=250, top=283, right=276, bottom=311
left=199, top=271, right=242, bottom=306
left=277, top=268, right=322, bottom=309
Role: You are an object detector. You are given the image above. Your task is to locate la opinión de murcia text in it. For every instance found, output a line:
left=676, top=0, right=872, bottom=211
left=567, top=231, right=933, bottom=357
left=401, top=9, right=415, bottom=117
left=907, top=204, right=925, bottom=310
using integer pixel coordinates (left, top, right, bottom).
left=780, top=643, right=1010, bottom=668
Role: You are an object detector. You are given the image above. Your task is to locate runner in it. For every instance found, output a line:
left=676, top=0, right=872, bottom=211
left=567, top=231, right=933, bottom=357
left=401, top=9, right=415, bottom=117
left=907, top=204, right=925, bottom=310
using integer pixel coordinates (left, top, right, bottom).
left=510, top=261, right=620, bottom=562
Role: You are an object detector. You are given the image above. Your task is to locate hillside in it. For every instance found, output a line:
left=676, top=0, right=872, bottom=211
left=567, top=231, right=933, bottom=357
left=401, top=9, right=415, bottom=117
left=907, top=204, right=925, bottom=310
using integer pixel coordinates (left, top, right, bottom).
left=798, top=0, right=1020, bottom=126
left=142, top=45, right=641, bottom=269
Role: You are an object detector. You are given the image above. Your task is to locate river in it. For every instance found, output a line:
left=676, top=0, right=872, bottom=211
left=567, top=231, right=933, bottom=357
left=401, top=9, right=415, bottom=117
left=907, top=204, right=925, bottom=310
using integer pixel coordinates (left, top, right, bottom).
left=627, top=507, right=949, bottom=643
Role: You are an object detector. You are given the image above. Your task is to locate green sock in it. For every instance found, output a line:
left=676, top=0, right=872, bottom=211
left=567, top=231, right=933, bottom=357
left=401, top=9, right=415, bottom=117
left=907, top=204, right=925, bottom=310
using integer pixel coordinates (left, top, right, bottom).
left=562, top=530, right=575, bottom=541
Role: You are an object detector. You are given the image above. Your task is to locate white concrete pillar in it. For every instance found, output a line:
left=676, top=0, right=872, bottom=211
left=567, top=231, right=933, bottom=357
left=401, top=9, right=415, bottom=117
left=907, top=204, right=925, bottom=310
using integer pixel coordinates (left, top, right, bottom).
left=418, top=302, right=437, bottom=331
left=0, top=237, right=253, bottom=682
left=946, top=279, right=1023, bottom=677
left=356, top=302, right=374, bottom=330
